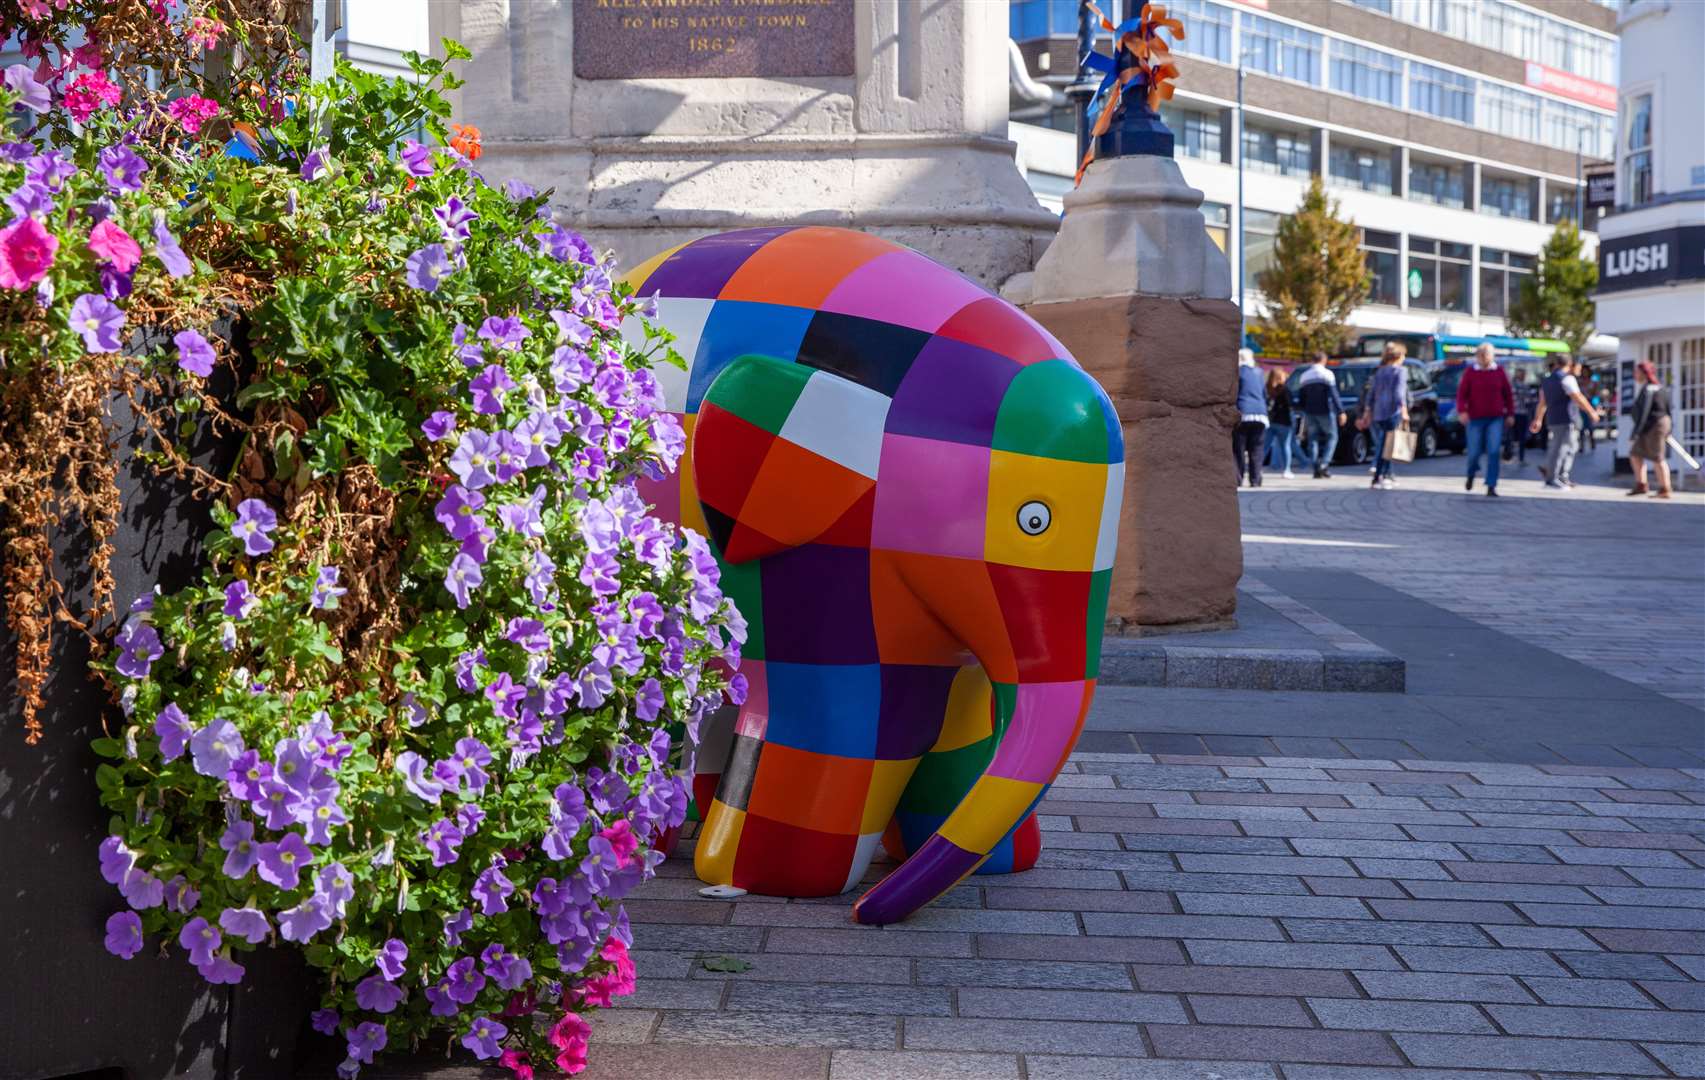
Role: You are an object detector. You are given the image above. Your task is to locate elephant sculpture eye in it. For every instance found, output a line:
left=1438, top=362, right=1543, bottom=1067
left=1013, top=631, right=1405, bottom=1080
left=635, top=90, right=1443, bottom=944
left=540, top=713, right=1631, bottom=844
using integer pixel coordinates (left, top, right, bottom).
left=1016, top=501, right=1051, bottom=536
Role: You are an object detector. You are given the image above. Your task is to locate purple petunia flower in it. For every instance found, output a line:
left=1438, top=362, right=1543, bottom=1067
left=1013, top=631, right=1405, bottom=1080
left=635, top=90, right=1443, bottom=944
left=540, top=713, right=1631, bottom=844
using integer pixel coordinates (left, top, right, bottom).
left=174, top=328, right=215, bottom=376
left=472, top=861, right=513, bottom=915
left=180, top=916, right=222, bottom=966
left=433, top=484, right=486, bottom=541
left=318, top=863, right=355, bottom=917
left=4, top=65, right=51, bottom=114
left=153, top=214, right=192, bottom=277
left=6, top=180, right=53, bottom=219
left=434, top=196, right=478, bottom=244
left=98, top=144, right=148, bottom=194
left=481, top=943, right=533, bottom=990
left=489, top=430, right=526, bottom=483
left=481, top=674, right=526, bottom=722
left=476, top=315, right=529, bottom=351
left=69, top=292, right=126, bottom=353
left=220, top=906, right=271, bottom=945
left=26, top=151, right=75, bottom=192
left=155, top=702, right=193, bottom=760
left=190, top=719, right=245, bottom=779
left=164, top=875, right=200, bottom=914
left=421, top=411, right=455, bottom=442
left=461, top=1015, right=507, bottom=1060
left=310, top=1008, right=339, bottom=1036
left=104, top=910, right=143, bottom=959
left=376, top=938, right=408, bottom=981
left=504, top=617, right=550, bottom=655
left=346, top=1022, right=387, bottom=1066
left=635, top=677, right=665, bottom=722
left=452, top=322, right=483, bottom=368
left=399, top=139, right=434, bottom=177
left=309, top=566, right=346, bottom=609
left=230, top=499, right=277, bottom=556
left=445, top=956, right=485, bottom=1004
left=575, top=661, right=614, bottom=710
left=455, top=802, right=485, bottom=835
left=299, top=147, right=329, bottom=182
left=448, top=430, right=496, bottom=490
left=354, top=973, right=404, bottom=1013
left=405, top=243, right=450, bottom=293
left=503, top=178, right=535, bottom=202
left=421, top=818, right=465, bottom=867
left=119, top=867, right=164, bottom=909
left=524, top=550, right=556, bottom=607
left=255, top=831, right=312, bottom=890
left=454, top=648, right=487, bottom=694
left=278, top=894, right=333, bottom=943
left=496, top=485, right=546, bottom=539
left=443, top=908, right=473, bottom=948
left=221, top=818, right=259, bottom=879
left=444, top=552, right=482, bottom=609
left=468, top=363, right=515, bottom=415
left=539, top=224, right=595, bottom=266
left=578, top=551, right=621, bottom=598
left=197, top=953, right=246, bottom=984
left=395, top=750, right=444, bottom=803
left=301, top=787, right=348, bottom=846
left=513, top=411, right=561, bottom=468
left=98, top=836, right=136, bottom=886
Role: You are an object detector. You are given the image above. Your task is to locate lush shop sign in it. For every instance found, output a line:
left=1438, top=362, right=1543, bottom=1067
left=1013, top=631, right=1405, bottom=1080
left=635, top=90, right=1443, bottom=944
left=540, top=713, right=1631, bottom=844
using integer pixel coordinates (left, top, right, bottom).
left=1597, top=225, right=1705, bottom=293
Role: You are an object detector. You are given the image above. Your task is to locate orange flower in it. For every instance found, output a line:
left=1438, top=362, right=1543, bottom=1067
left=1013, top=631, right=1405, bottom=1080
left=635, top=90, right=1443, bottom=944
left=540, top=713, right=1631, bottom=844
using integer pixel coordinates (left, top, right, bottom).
left=449, top=123, right=483, bottom=161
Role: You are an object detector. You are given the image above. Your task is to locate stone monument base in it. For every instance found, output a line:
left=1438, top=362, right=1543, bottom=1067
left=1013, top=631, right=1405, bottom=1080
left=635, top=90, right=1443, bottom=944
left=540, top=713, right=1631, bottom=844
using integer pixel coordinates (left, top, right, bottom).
left=1025, top=294, right=1242, bottom=631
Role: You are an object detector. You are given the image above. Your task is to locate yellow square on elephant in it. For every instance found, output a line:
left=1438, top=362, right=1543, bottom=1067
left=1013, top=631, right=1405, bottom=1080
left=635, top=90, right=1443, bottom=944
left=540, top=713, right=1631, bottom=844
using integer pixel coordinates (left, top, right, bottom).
left=983, top=450, right=1109, bottom=572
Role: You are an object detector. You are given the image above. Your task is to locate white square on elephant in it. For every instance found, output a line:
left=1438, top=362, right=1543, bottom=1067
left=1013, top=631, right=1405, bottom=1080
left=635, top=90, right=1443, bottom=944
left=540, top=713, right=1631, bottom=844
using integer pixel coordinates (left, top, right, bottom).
left=1093, top=461, right=1124, bottom=572
left=620, top=297, right=711, bottom=413
left=778, top=372, right=890, bottom=480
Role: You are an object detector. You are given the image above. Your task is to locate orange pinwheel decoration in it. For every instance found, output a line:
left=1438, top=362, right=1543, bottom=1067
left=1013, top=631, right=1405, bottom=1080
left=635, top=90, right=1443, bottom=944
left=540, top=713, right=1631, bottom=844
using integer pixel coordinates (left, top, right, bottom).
left=1075, top=2, right=1186, bottom=184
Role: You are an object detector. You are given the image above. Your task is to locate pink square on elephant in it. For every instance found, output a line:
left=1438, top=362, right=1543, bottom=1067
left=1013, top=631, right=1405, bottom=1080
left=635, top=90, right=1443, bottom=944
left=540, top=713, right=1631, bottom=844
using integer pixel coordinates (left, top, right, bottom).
left=871, top=434, right=989, bottom=560
left=986, top=680, right=1091, bottom=784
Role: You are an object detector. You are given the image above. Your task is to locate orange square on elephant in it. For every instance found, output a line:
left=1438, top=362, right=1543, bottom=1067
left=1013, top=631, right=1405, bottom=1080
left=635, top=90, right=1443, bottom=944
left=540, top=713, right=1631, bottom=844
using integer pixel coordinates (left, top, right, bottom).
left=738, top=437, right=875, bottom=550
left=718, top=227, right=900, bottom=309
left=870, top=551, right=1017, bottom=682
left=745, top=741, right=873, bottom=836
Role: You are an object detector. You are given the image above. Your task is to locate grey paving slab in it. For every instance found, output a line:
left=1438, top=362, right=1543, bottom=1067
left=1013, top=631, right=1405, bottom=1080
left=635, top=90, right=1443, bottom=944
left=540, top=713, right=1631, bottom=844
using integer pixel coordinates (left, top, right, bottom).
left=1024, top=1058, right=1277, bottom=1080
left=726, top=981, right=953, bottom=1017
left=1306, top=997, right=1497, bottom=1034
left=828, top=1050, right=1020, bottom=1080
left=905, top=1017, right=1146, bottom=1057
left=1176, top=893, right=1373, bottom=919
left=1145, top=1025, right=1405, bottom=1067
left=956, top=987, right=1188, bottom=1023
left=1184, top=940, right=1402, bottom=970
left=1642, top=1043, right=1705, bottom=1079
left=652, top=1009, right=896, bottom=1049
left=974, top=933, right=1186, bottom=965
left=1281, top=918, right=1492, bottom=947
left=1082, top=912, right=1287, bottom=941
left=575, top=1046, right=832, bottom=1080
left=762, top=927, right=975, bottom=957
left=1519, top=976, right=1657, bottom=1008
left=913, top=958, right=1133, bottom=991
left=1393, top=946, right=1570, bottom=977
left=1351, top=971, right=1536, bottom=1004
left=1186, top=994, right=1314, bottom=1027
left=1391, top=1033, right=1666, bottom=1074
left=1132, top=963, right=1360, bottom=998
left=1486, top=1003, right=1705, bottom=1041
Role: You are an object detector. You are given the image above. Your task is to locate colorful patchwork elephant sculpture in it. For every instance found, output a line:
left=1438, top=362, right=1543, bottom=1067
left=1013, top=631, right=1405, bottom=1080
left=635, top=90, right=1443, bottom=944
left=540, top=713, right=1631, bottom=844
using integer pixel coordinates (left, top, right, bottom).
left=624, top=226, right=1122, bottom=925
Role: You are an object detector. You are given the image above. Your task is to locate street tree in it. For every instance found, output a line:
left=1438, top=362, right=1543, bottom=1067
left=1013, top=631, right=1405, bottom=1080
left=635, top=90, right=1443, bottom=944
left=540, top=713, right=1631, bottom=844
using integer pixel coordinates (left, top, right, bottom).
left=1505, top=220, right=1598, bottom=356
left=1255, top=176, right=1369, bottom=359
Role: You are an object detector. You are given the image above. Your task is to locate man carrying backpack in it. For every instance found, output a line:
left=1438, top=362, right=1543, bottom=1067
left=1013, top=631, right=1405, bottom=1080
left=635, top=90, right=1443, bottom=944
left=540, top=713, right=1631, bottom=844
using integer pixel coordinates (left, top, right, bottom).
left=1295, top=351, right=1346, bottom=479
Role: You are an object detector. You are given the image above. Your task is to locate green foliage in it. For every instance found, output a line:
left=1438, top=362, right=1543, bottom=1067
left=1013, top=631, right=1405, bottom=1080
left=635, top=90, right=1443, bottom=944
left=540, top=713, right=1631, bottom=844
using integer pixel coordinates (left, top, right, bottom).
left=1505, top=221, right=1598, bottom=357
left=1255, top=176, right=1370, bottom=359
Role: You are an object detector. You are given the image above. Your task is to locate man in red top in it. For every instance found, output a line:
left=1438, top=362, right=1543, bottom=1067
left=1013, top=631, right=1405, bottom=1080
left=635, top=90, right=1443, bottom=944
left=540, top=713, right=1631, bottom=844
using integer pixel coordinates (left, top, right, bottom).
left=1457, top=342, right=1516, bottom=497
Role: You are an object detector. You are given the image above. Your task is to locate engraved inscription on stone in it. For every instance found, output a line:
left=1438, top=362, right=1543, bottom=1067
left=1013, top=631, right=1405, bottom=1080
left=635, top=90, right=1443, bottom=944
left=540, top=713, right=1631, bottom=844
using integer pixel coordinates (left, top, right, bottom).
left=573, top=0, right=855, bottom=80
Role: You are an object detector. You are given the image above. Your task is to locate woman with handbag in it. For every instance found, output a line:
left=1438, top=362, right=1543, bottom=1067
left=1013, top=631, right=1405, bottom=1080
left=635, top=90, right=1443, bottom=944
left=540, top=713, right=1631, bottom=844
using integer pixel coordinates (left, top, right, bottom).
left=1457, top=342, right=1516, bottom=497
left=1360, top=343, right=1409, bottom=490
left=1628, top=360, right=1673, bottom=499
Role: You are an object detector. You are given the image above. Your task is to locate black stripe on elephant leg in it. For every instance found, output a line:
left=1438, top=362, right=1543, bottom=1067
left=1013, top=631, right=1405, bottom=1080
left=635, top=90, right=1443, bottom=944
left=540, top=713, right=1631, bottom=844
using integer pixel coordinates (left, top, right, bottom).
left=715, top=732, right=763, bottom=811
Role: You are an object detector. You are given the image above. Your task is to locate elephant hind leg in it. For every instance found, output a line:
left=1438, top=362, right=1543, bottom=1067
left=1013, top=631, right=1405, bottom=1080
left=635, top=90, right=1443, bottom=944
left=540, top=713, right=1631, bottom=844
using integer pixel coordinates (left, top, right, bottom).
left=885, top=666, right=1046, bottom=876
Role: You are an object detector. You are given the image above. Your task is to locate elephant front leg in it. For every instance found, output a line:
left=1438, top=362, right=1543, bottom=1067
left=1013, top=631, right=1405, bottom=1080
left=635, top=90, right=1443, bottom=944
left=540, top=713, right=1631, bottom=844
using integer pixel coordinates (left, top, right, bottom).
left=693, top=659, right=931, bottom=897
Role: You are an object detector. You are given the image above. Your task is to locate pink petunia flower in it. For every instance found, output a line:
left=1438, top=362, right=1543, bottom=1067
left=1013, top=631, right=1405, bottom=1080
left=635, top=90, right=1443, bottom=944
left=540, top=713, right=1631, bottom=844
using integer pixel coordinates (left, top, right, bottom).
left=88, top=220, right=141, bottom=273
left=166, top=95, right=220, bottom=134
left=62, top=70, right=121, bottom=123
left=0, top=216, right=58, bottom=289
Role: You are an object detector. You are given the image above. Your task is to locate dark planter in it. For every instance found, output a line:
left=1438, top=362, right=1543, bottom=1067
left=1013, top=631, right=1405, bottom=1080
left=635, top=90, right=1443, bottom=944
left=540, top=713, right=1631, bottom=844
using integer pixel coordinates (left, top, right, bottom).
left=0, top=327, right=314, bottom=1080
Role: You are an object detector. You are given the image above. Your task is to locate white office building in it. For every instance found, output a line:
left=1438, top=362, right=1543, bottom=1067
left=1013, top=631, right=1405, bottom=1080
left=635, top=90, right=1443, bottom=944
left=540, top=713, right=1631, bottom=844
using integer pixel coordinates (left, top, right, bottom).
left=1010, top=0, right=1623, bottom=356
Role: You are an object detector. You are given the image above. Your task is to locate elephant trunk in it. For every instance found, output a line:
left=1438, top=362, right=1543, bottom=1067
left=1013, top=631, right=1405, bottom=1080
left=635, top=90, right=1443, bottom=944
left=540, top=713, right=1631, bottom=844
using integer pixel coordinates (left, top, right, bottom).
left=850, top=676, right=1084, bottom=925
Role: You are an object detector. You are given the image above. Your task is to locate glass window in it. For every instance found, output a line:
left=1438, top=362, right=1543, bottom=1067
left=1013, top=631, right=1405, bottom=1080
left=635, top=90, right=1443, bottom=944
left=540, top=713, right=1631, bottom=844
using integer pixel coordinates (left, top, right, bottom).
left=1330, top=41, right=1401, bottom=106
left=1409, top=61, right=1474, bottom=125
left=1479, top=247, right=1535, bottom=318
left=1243, top=124, right=1312, bottom=177
left=1409, top=236, right=1470, bottom=313
left=1481, top=174, right=1535, bottom=220
left=1202, top=201, right=1230, bottom=254
left=1484, top=2, right=1542, bottom=58
left=1241, top=13, right=1321, bottom=85
left=1243, top=209, right=1282, bottom=296
left=1546, top=186, right=1582, bottom=225
left=1010, top=0, right=1049, bottom=41
left=1161, top=106, right=1223, bottom=162
left=1168, top=0, right=1233, bottom=63
left=1622, top=92, right=1653, bottom=207
left=1328, top=143, right=1394, bottom=195
left=1544, top=99, right=1612, bottom=158
left=1362, top=229, right=1401, bottom=307
left=1480, top=82, right=1541, bottom=144
left=1345, top=0, right=1393, bottom=12
left=1409, top=158, right=1467, bottom=208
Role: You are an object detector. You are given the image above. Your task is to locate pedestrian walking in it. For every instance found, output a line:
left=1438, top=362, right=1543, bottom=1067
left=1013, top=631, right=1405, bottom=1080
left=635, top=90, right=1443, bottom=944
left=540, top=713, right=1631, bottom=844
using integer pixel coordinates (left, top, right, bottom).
left=1506, top=368, right=1536, bottom=464
left=1457, top=342, right=1515, bottom=497
left=1295, top=351, right=1345, bottom=479
left=1263, top=367, right=1296, bottom=479
left=1359, top=342, right=1409, bottom=489
left=1233, top=348, right=1269, bottom=487
left=1532, top=356, right=1601, bottom=489
left=1628, top=360, right=1674, bottom=499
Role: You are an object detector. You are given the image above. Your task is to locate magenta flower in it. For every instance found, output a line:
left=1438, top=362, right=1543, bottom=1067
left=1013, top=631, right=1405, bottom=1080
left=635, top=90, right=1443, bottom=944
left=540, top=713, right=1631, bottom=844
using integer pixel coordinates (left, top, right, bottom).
left=0, top=215, right=56, bottom=290
left=421, top=411, right=455, bottom=442
left=354, top=973, right=405, bottom=1013
left=231, top=498, right=277, bottom=555
left=166, top=95, right=221, bottom=133
left=190, top=719, right=245, bottom=778
left=98, top=144, right=148, bottom=194
left=155, top=702, right=193, bottom=760
left=175, top=328, right=215, bottom=377
left=405, top=242, right=450, bottom=293
left=309, top=566, right=346, bottom=609
left=219, top=906, right=270, bottom=944
left=68, top=292, right=126, bottom=353
left=88, top=220, right=142, bottom=273
left=461, top=1015, right=507, bottom=1060
left=104, top=910, right=143, bottom=959
left=63, top=70, right=121, bottom=123
left=444, top=552, right=482, bottom=609
left=346, top=1022, right=387, bottom=1065
left=220, top=819, right=259, bottom=879
left=179, top=916, right=222, bottom=966
left=376, top=938, right=408, bottom=981
left=153, top=214, right=192, bottom=277
left=255, top=831, right=312, bottom=890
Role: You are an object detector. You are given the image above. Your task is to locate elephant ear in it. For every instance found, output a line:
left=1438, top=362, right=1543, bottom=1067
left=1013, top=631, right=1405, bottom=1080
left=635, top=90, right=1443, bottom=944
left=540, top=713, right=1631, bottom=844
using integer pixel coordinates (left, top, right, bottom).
left=691, top=354, right=886, bottom=564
